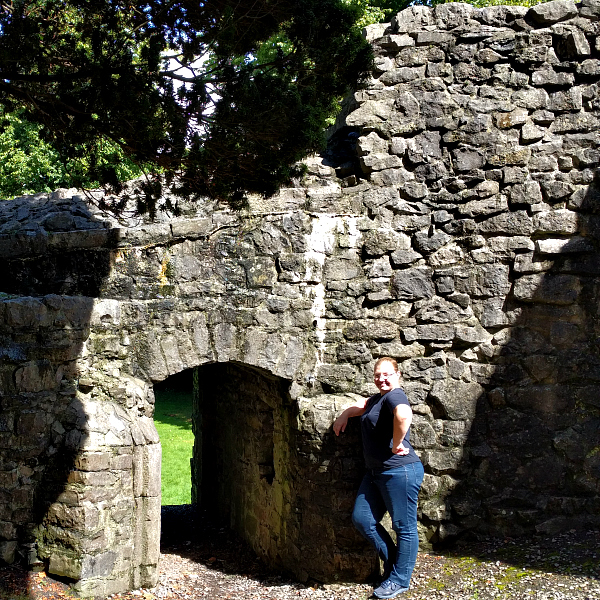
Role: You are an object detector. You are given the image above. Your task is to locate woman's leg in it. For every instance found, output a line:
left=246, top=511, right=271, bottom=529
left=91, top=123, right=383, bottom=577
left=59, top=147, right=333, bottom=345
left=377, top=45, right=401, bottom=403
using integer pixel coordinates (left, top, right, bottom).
left=373, top=462, right=424, bottom=589
left=351, top=472, right=397, bottom=578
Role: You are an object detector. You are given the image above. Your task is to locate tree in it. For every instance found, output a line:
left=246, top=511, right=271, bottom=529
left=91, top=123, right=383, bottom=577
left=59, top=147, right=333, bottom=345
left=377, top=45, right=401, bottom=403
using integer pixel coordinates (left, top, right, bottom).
left=0, top=0, right=373, bottom=214
left=0, top=107, right=143, bottom=198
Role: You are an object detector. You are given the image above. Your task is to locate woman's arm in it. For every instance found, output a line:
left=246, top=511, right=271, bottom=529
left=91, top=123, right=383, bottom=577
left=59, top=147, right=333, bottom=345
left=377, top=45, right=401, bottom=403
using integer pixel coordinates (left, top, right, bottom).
left=333, top=398, right=368, bottom=436
left=392, top=403, right=413, bottom=455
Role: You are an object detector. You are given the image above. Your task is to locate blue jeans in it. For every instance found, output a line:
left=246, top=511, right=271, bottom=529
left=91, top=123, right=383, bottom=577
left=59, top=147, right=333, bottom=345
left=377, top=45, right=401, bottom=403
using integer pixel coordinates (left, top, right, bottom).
left=352, top=462, right=424, bottom=589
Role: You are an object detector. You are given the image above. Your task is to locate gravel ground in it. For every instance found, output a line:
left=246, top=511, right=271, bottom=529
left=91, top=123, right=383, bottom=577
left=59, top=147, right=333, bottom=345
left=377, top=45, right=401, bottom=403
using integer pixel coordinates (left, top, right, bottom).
left=2, top=505, right=598, bottom=600
left=154, top=505, right=600, bottom=600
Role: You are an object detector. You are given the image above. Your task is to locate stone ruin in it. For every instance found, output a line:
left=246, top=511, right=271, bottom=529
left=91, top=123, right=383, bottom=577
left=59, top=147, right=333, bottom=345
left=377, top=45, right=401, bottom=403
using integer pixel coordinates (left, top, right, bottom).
left=1, top=0, right=599, bottom=596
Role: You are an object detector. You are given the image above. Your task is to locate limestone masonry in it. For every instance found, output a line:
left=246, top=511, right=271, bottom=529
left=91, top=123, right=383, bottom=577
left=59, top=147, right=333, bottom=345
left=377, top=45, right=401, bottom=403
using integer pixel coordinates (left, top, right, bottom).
left=1, top=1, right=599, bottom=596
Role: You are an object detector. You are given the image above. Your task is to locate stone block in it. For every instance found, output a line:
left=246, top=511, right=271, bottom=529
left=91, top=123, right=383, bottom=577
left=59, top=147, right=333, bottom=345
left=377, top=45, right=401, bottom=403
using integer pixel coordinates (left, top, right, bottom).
left=323, top=257, right=363, bottom=281
left=363, top=23, right=388, bottom=43
left=577, top=59, right=600, bottom=77
left=529, top=1, right=578, bottom=25
left=389, top=249, right=423, bottom=267
left=459, top=195, right=507, bottom=218
left=15, top=361, right=59, bottom=393
left=510, top=180, right=543, bottom=205
left=487, top=146, right=531, bottom=167
left=344, top=319, right=398, bottom=342
left=521, top=122, right=546, bottom=144
left=356, top=132, right=388, bottom=156
left=46, top=503, right=101, bottom=531
left=49, top=552, right=82, bottom=579
left=549, top=88, right=582, bottom=112
left=530, top=154, right=559, bottom=173
left=481, top=5, right=528, bottom=26
left=435, top=2, right=477, bottom=29
left=414, top=230, right=451, bottom=255
left=379, top=66, right=426, bottom=86
left=415, top=31, right=452, bottom=46
left=410, top=418, right=437, bottom=449
left=134, top=496, right=161, bottom=564
left=412, top=324, right=455, bottom=342
left=551, top=112, right=599, bottom=133
left=279, top=254, right=323, bottom=283
left=531, top=68, right=574, bottom=87
left=533, top=209, right=579, bottom=234
left=580, top=0, right=600, bottom=19
left=133, top=444, right=161, bottom=498
left=90, top=299, right=121, bottom=327
left=70, top=551, right=112, bottom=581
left=414, top=297, right=470, bottom=325
left=430, top=380, right=484, bottom=421
left=392, top=267, right=435, bottom=301
left=512, top=88, right=549, bottom=110
left=0, top=520, right=17, bottom=540
left=241, top=258, right=278, bottom=288
left=507, top=385, right=574, bottom=414
left=513, top=273, right=581, bottom=305
left=406, top=133, right=443, bottom=168
left=400, top=182, right=428, bottom=200
left=454, top=325, right=492, bottom=346
left=377, top=34, right=414, bottom=50
left=4, top=298, right=51, bottom=329
left=360, top=153, right=403, bottom=173
left=170, top=218, right=212, bottom=238
left=477, top=210, right=534, bottom=236
left=455, top=264, right=511, bottom=298
left=392, top=6, right=434, bottom=33
left=536, top=237, right=594, bottom=254
left=0, top=541, right=17, bottom=564
left=422, top=448, right=464, bottom=475
left=495, top=108, right=528, bottom=129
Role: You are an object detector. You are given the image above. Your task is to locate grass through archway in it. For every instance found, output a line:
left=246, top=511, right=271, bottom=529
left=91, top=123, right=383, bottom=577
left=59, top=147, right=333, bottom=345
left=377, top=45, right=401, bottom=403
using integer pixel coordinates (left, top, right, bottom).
left=154, top=371, right=194, bottom=505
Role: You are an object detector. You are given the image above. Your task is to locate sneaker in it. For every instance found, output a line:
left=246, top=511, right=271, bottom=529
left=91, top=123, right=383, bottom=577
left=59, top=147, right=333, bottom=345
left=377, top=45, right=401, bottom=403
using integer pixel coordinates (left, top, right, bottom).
left=372, top=580, right=409, bottom=599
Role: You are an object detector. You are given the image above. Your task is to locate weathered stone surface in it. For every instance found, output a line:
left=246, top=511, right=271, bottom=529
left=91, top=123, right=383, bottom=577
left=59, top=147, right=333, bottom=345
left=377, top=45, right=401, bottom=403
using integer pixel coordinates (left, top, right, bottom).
left=513, top=273, right=581, bottom=304
left=536, top=237, right=595, bottom=254
left=510, top=180, right=543, bottom=206
left=534, top=209, right=579, bottom=234
left=455, top=264, right=512, bottom=298
left=577, top=59, right=600, bottom=77
left=549, top=88, right=583, bottom=112
left=529, top=1, right=578, bottom=24
left=477, top=210, right=534, bottom=235
left=2, top=6, right=600, bottom=596
left=392, top=268, right=435, bottom=300
left=430, top=380, right=484, bottom=421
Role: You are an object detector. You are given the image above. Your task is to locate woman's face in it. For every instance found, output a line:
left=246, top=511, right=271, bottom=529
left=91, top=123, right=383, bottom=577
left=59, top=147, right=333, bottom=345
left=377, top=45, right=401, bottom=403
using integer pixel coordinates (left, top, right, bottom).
left=373, top=361, right=400, bottom=393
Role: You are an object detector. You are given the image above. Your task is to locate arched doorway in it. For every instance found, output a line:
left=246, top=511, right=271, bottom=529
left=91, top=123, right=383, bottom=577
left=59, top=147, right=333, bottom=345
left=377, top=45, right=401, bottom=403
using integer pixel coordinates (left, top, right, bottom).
left=191, top=362, right=296, bottom=569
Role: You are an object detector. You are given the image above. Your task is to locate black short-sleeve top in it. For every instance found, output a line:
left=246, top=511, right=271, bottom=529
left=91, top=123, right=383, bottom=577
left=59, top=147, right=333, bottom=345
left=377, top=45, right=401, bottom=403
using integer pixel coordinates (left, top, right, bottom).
left=360, top=387, right=420, bottom=470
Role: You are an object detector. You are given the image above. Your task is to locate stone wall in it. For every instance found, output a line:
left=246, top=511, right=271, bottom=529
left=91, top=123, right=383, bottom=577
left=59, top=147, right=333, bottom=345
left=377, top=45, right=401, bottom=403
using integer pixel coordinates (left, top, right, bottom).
left=0, top=0, right=599, bottom=595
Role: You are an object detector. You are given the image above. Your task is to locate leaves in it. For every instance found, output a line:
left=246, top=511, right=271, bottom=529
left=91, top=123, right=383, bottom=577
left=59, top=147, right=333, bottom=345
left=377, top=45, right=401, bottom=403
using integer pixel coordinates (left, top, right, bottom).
left=0, top=0, right=372, bottom=212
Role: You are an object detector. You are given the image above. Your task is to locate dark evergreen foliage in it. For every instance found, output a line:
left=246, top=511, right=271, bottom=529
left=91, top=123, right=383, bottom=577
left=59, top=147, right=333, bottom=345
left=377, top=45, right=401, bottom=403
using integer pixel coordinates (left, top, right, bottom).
left=0, top=0, right=373, bottom=213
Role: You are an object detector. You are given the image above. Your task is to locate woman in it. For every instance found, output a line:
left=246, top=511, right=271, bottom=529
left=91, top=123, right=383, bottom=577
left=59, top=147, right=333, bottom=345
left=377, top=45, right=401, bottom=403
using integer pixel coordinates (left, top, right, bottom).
left=333, top=357, right=424, bottom=599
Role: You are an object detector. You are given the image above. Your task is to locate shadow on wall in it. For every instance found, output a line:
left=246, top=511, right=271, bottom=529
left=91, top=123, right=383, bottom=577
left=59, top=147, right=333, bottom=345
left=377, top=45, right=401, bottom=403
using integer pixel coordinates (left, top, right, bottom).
left=436, top=175, right=600, bottom=544
left=0, top=194, right=115, bottom=590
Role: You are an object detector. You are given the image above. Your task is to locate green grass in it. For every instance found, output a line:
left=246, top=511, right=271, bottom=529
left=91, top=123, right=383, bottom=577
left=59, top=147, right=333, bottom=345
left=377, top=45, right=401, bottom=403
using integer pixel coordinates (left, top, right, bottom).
left=154, top=388, right=194, bottom=505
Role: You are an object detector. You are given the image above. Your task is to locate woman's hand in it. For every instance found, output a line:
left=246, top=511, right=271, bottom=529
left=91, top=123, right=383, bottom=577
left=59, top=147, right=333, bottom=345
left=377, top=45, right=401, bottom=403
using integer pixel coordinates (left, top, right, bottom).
left=333, top=401, right=368, bottom=435
left=333, top=414, right=349, bottom=436
left=392, top=441, right=409, bottom=456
